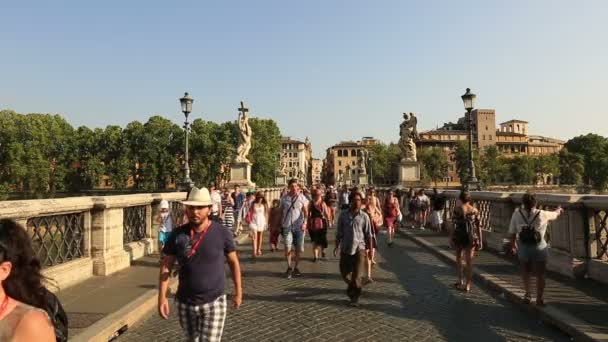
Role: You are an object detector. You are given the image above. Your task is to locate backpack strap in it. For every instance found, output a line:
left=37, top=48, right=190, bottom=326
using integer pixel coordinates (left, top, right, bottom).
left=519, top=209, right=541, bottom=226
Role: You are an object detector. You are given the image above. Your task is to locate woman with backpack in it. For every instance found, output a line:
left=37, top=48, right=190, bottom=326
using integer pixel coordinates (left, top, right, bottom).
left=383, top=190, right=401, bottom=247
left=0, top=219, right=58, bottom=342
left=308, top=188, right=331, bottom=262
left=415, top=189, right=431, bottom=230
left=449, top=191, right=482, bottom=292
left=248, top=192, right=269, bottom=258
left=508, top=193, right=563, bottom=306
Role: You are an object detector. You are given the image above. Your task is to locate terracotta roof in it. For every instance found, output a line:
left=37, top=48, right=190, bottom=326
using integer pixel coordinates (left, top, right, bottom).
left=281, top=137, right=305, bottom=144
left=499, top=119, right=529, bottom=124
left=419, top=129, right=468, bottom=134
left=331, top=141, right=361, bottom=148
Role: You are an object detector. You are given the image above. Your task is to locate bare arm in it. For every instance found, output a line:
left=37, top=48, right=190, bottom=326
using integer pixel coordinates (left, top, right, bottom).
left=226, top=251, right=242, bottom=309
left=158, top=255, right=175, bottom=319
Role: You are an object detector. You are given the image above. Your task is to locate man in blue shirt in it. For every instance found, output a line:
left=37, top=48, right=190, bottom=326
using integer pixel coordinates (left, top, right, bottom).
left=158, top=187, right=242, bottom=342
left=334, top=191, right=372, bottom=307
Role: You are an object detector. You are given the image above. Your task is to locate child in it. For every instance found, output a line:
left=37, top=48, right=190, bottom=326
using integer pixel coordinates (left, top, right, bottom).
left=157, top=200, right=174, bottom=253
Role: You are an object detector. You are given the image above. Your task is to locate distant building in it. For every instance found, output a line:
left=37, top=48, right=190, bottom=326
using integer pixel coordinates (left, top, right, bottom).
left=280, top=137, right=312, bottom=186
left=311, top=159, right=323, bottom=186
left=416, top=109, right=564, bottom=185
left=324, top=137, right=378, bottom=186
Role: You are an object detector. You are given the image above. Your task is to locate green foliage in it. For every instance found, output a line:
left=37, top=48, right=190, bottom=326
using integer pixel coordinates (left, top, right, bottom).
left=418, top=147, right=448, bottom=186
left=1, top=108, right=284, bottom=197
left=558, top=148, right=584, bottom=185
left=506, top=155, right=536, bottom=184
left=479, top=146, right=507, bottom=185
left=565, top=134, right=608, bottom=190
left=367, top=143, right=401, bottom=185
left=249, top=118, right=281, bottom=187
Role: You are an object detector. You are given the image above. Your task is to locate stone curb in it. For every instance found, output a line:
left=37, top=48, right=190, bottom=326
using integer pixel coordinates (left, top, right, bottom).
left=70, top=278, right=178, bottom=342
left=398, top=228, right=608, bottom=342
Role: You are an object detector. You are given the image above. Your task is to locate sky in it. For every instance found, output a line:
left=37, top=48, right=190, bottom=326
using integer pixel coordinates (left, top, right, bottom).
left=1, top=0, right=607, bottom=158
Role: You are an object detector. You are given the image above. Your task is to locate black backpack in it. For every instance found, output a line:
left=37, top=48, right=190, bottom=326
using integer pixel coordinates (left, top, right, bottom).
left=518, top=209, right=541, bottom=245
left=453, top=214, right=475, bottom=246
left=43, top=288, right=69, bottom=342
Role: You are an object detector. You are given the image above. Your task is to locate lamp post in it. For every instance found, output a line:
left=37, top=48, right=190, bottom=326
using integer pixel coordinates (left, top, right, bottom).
left=179, top=92, right=194, bottom=191
left=461, top=88, right=479, bottom=191
left=369, top=154, right=374, bottom=185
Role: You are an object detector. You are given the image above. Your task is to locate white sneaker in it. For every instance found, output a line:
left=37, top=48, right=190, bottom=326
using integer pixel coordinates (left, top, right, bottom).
left=420, top=226, right=425, bottom=231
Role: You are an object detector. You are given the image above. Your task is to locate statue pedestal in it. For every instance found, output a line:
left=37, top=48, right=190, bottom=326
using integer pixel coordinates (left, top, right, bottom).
left=398, top=160, right=421, bottom=185
left=358, top=174, right=369, bottom=186
left=226, top=161, right=256, bottom=190
left=275, top=174, right=287, bottom=187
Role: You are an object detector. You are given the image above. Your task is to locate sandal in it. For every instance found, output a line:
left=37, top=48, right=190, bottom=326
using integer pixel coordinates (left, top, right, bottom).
left=523, top=293, right=531, bottom=304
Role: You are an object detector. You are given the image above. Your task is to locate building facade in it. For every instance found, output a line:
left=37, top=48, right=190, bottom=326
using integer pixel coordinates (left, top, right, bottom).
left=311, top=159, right=323, bottom=186
left=416, top=109, right=564, bottom=184
left=324, top=137, right=377, bottom=186
left=280, top=137, right=312, bottom=186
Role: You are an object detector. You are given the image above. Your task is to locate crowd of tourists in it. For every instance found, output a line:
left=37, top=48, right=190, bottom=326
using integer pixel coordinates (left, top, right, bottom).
left=0, top=178, right=563, bottom=342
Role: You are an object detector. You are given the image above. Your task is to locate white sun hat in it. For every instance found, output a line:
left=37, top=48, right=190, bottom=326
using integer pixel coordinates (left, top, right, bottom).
left=182, top=187, right=213, bottom=207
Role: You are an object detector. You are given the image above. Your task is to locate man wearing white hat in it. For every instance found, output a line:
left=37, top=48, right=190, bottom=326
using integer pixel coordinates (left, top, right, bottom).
left=158, top=187, right=242, bottom=342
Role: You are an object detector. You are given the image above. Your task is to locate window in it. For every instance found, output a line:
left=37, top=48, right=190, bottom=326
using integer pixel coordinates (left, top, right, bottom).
left=289, top=162, right=293, bottom=167
left=352, top=161, right=356, bottom=166
left=485, top=125, right=488, bottom=131
left=489, top=135, right=492, bottom=141
left=104, top=179, right=111, bottom=186
left=482, top=135, right=486, bottom=140
left=351, top=150, right=356, bottom=157
left=338, top=161, right=342, bottom=166
left=338, top=150, right=343, bottom=157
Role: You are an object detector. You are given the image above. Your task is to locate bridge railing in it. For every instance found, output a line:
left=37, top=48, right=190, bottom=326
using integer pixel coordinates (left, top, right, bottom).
left=0, top=187, right=284, bottom=290
left=375, top=188, right=608, bottom=285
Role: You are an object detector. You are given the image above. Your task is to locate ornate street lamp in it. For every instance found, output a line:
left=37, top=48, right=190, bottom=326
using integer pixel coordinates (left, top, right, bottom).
left=179, top=92, right=194, bottom=191
left=461, top=88, right=479, bottom=191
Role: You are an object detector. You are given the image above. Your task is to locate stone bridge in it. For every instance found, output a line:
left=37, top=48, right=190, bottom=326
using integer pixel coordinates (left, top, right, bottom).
left=0, top=189, right=607, bottom=341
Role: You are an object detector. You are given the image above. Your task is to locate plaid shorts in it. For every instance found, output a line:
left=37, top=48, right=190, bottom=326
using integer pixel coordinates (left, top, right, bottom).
left=176, top=295, right=227, bottom=342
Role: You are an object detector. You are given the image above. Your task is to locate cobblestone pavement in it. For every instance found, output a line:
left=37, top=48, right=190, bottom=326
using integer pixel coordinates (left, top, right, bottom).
left=117, top=231, right=570, bottom=341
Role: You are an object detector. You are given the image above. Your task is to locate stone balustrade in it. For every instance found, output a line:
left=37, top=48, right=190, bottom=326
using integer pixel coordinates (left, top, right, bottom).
left=0, top=187, right=284, bottom=290
left=376, top=188, right=608, bottom=284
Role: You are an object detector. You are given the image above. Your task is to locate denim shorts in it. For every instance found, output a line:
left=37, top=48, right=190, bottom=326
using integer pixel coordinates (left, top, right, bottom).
left=282, top=227, right=304, bottom=252
left=517, top=242, right=548, bottom=263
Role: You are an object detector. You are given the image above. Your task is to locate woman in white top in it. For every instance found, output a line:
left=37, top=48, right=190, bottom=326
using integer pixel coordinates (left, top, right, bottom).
left=248, top=192, right=269, bottom=258
left=508, top=193, right=563, bottom=306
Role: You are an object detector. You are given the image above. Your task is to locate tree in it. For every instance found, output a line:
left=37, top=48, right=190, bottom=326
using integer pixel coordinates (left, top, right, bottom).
left=479, top=145, right=507, bottom=185
left=506, top=155, right=536, bottom=184
left=565, top=134, right=608, bottom=188
left=65, top=126, right=105, bottom=191
left=418, top=147, right=448, bottom=186
left=558, top=148, right=584, bottom=185
left=102, top=125, right=131, bottom=190
left=534, top=153, right=559, bottom=184
left=248, top=118, right=281, bottom=187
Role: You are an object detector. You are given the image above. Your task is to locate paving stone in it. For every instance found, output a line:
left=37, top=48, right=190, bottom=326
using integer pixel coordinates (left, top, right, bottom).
left=117, top=231, right=570, bottom=341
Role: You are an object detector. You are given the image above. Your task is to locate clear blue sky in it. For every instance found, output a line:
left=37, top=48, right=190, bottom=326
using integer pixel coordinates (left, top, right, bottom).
left=2, top=0, right=607, bottom=158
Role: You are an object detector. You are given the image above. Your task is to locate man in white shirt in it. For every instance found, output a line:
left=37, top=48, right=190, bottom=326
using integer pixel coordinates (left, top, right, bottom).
left=508, top=192, right=563, bottom=306
left=209, top=182, right=223, bottom=223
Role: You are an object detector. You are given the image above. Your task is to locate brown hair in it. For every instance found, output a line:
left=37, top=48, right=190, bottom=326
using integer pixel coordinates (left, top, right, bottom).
left=459, top=191, right=472, bottom=204
left=522, top=192, right=537, bottom=210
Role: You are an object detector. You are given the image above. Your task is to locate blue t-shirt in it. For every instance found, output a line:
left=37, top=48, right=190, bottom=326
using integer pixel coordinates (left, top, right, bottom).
left=163, top=222, right=236, bottom=305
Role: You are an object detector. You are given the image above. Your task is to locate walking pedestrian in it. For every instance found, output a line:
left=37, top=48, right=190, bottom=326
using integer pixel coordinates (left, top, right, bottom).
left=429, top=188, right=447, bottom=231
left=364, top=187, right=383, bottom=283
left=235, top=191, right=255, bottom=237
left=339, top=185, right=350, bottom=213
left=268, top=199, right=282, bottom=252
left=407, top=187, right=417, bottom=225
left=231, top=185, right=246, bottom=220
left=158, top=187, right=242, bottom=342
left=415, top=189, right=431, bottom=230
left=449, top=191, right=482, bottom=292
left=209, top=183, right=223, bottom=223
left=280, top=178, right=309, bottom=279
left=334, top=191, right=373, bottom=307
left=0, top=219, right=57, bottom=342
left=324, top=185, right=338, bottom=226
left=221, top=189, right=235, bottom=233
left=308, top=188, right=331, bottom=262
left=248, top=192, right=269, bottom=258
left=157, top=200, right=174, bottom=254
left=383, top=190, right=401, bottom=247
left=508, top=192, right=563, bottom=306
